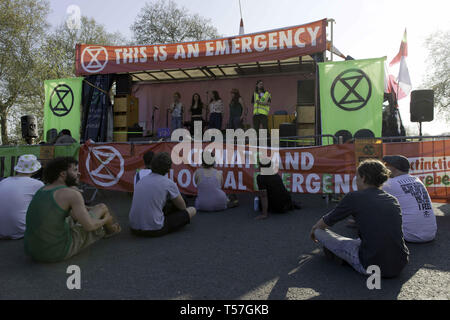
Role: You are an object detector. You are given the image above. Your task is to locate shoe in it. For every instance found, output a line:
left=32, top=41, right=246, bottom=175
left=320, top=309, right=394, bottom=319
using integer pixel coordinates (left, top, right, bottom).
left=323, top=247, right=345, bottom=265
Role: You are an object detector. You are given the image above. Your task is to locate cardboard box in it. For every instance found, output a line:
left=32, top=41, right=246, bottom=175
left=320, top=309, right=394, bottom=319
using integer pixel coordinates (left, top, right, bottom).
left=113, top=130, right=127, bottom=142
left=296, top=106, right=315, bottom=123
left=113, top=115, right=128, bottom=128
left=268, top=114, right=296, bottom=130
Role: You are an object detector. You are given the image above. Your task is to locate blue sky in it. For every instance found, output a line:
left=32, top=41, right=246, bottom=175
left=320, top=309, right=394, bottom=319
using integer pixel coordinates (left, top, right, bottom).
left=47, top=0, right=449, bottom=134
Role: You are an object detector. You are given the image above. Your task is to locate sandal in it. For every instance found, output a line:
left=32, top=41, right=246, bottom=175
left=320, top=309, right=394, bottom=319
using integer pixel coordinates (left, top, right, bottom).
left=104, top=222, right=121, bottom=238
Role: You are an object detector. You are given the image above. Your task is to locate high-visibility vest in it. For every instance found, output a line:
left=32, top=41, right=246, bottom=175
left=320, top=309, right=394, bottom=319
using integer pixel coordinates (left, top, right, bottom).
left=253, top=91, right=271, bottom=115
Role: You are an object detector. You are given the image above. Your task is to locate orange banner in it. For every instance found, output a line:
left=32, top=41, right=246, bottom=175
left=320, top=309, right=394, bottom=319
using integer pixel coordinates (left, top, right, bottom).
left=384, top=139, right=450, bottom=202
left=75, top=19, right=327, bottom=76
left=78, top=140, right=449, bottom=202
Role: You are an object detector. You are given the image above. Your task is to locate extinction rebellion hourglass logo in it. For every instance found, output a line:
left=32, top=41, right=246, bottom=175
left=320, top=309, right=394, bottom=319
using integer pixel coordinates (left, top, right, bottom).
left=331, top=68, right=372, bottom=111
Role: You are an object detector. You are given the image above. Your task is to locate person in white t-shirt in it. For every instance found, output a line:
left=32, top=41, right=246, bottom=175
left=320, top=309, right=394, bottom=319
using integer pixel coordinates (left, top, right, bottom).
left=0, top=155, right=44, bottom=239
left=133, top=150, right=154, bottom=190
left=382, top=155, right=437, bottom=243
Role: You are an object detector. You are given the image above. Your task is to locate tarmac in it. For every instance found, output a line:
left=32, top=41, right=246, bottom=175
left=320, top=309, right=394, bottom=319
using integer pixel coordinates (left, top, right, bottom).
left=0, top=190, right=449, bottom=300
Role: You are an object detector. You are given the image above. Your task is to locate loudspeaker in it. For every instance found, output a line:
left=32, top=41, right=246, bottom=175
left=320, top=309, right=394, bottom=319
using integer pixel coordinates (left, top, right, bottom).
left=21, top=115, right=38, bottom=139
left=410, top=90, right=434, bottom=122
left=116, top=74, right=132, bottom=95
left=297, top=80, right=315, bottom=106
left=279, top=123, right=297, bottom=147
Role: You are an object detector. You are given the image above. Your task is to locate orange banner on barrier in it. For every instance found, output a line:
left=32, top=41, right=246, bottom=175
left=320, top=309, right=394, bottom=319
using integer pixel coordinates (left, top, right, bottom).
left=78, top=140, right=449, bottom=202
left=75, top=19, right=327, bottom=75
left=384, top=139, right=450, bottom=202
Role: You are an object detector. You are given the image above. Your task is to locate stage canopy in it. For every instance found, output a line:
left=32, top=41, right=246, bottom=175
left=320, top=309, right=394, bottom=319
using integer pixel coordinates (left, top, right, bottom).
left=75, top=19, right=328, bottom=82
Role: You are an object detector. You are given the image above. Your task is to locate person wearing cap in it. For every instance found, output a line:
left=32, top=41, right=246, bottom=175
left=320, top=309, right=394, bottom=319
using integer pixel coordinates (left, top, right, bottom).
left=310, top=159, right=409, bottom=278
left=382, top=155, right=437, bottom=243
left=0, top=155, right=44, bottom=239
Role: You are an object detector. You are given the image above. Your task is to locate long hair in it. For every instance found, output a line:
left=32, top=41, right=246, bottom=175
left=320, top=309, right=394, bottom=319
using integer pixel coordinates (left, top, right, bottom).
left=190, top=93, right=204, bottom=111
left=210, top=90, right=220, bottom=102
left=231, top=88, right=241, bottom=104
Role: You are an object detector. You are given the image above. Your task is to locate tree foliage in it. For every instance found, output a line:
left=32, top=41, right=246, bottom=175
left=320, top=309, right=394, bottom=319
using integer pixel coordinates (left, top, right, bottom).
left=0, top=1, right=127, bottom=144
left=422, top=30, right=449, bottom=122
left=0, top=0, right=49, bottom=145
left=131, top=0, right=220, bottom=45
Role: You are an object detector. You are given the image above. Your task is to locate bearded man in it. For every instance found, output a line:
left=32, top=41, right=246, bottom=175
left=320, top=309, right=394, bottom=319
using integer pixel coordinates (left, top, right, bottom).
left=24, top=157, right=121, bottom=262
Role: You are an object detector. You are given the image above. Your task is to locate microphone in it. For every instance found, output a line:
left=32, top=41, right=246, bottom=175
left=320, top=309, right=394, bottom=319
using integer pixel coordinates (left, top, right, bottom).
left=153, top=106, right=159, bottom=110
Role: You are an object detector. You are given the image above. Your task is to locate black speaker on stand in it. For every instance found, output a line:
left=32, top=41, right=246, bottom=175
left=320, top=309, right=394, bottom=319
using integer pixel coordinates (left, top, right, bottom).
left=279, top=123, right=297, bottom=147
left=21, top=115, right=38, bottom=144
left=115, top=74, right=132, bottom=95
left=410, top=90, right=434, bottom=137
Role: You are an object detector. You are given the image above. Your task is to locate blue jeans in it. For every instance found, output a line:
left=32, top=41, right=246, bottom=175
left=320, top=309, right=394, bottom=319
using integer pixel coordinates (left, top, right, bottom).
left=209, top=113, right=222, bottom=130
left=314, top=229, right=368, bottom=274
left=171, top=117, right=182, bottom=131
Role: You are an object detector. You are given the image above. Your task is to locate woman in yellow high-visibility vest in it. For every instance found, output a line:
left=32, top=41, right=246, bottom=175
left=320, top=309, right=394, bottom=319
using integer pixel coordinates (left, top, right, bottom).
left=251, top=80, right=271, bottom=132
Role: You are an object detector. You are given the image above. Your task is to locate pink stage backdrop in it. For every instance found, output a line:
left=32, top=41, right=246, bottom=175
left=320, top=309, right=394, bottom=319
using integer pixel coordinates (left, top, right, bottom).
left=132, top=74, right=310, bottom=133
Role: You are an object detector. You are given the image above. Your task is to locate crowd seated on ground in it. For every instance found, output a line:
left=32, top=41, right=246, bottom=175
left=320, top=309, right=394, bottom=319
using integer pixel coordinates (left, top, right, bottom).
left=0, top=149, right=439, bottom=280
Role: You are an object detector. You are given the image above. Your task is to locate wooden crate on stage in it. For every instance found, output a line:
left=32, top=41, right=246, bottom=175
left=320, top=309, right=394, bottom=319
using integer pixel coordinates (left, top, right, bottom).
left=113, top=95, right=139, bottom=142
left=268, top=114, right=296, bottom=131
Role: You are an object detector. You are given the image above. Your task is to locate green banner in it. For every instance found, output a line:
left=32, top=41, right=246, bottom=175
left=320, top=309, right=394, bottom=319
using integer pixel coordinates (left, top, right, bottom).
left=44, top=77, right=83, bottom=142
left=0, top=144, right=79, bottom=178
left=319, top=57, right=385, bottom=144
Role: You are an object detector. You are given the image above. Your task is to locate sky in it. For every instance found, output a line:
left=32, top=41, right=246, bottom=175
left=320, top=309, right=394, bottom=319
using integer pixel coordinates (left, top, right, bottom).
left=47, top=0, right=450, bottom=135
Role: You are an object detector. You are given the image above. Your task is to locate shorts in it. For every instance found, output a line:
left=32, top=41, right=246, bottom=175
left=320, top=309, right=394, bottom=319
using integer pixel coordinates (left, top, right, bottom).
left=64, top=214, right=106, bottom=260
left=130, top=210, right=190, bottom=237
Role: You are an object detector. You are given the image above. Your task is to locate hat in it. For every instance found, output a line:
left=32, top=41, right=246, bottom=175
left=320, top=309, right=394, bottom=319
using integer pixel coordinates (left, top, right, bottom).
left=14, top=154, right=41, bottom=174
left=382, top=155, right=410, bottom=173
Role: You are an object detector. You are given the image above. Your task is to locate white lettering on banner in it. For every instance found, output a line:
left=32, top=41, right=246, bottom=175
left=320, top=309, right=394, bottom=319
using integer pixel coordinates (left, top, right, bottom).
left=306, top=174, right=321, bottom=193
left=216, top=40, right=230, bottom=55
left=224, top=171, right=236, bottom=189
left=292, top=174, right=304, bottom=192
left=301, top=152, right=314, bottom=170
left=294, top=28, right=306, bottom=48
left=279, top=30, right=293, bottom=49
left=187, top=44, right=199, bottom=58
left=85, top=24, right=322, bottom=69
left=178, top=169, right=191, bottom=188
left=307, top=27, right=320, bottom=46
left=254, top=35, right=267, bottom=52
left=268, top=32, right=278, bottom=51
left=174, top=45, right=186, bottom=59
left=335, top=174, right=351, bottom=193
left=241, top=37, right=252, bottom=53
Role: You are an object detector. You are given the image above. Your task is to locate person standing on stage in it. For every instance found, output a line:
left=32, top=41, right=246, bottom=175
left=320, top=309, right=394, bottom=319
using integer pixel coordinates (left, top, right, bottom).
left=190, top=93, right=204, bottom=135
left=228, top=88, right=247, bottom=130
left=168, top=92, right=183, bottom=131
left=251, top=80, right=271, bottom=131
left=208, top=91, right=224, bottom=131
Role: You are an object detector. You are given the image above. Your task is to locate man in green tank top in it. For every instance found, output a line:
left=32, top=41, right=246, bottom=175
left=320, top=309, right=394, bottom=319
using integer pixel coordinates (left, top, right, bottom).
left=24, top=157, right=121, bottom=262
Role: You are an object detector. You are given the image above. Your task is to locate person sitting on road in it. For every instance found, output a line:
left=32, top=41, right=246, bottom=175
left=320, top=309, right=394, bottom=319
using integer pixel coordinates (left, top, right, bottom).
left=310, top=159, right=409, bottom=278
left=134, top=150, right=154, bottom=190
left=129, top=152, right=196, bottom=237
left=54, top=129, right=77, bottom=144
left=0, top=155, right=44, bottom=240
left=24, top=157, right=121, bottom=262
left=194, top=151, right=238, bottom=212
left=254, top=158, right=300, bottom=220
left=382, top=155, right=437, bottom=243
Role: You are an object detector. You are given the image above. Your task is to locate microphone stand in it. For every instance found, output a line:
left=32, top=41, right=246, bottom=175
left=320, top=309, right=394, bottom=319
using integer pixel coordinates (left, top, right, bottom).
left=152, top=106, right=157, bottom=137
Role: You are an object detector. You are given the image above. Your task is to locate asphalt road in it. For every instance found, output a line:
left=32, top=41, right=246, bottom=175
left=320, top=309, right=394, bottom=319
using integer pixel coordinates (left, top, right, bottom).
left=0, top=190, right=449, bottom=300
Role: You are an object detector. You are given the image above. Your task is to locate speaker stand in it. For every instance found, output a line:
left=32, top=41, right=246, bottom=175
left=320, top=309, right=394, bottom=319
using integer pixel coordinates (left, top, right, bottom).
left=419, top=122, right=422, bottom=141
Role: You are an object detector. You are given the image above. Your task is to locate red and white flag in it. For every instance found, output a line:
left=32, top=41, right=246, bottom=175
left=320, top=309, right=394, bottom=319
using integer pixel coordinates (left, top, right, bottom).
left=239, top=18, right=244, bottom=35
left=388, top=29, right=412, bottom=100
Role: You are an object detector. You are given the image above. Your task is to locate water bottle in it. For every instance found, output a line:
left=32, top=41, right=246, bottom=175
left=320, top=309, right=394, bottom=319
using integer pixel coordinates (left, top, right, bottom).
left=254, top=196, right=260, bottom=212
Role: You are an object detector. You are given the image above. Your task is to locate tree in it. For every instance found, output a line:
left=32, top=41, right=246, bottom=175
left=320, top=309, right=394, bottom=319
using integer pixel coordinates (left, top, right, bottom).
left=3, top=15, right=127, bottom=144
left=131, top=0, right=220, bottom=45
left=0, top=0, right=50, bottom=145
left=422, top=30, right=449, bottom=122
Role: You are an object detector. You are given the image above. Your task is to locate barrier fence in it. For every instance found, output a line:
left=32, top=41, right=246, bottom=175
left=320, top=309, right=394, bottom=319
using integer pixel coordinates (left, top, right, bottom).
left=1, top=137, right=448, bottom=202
